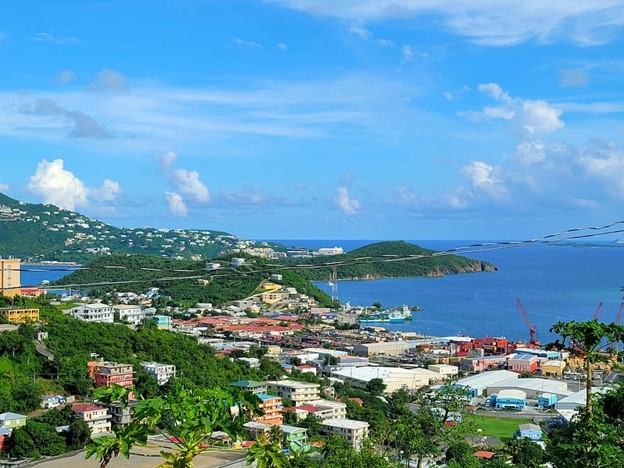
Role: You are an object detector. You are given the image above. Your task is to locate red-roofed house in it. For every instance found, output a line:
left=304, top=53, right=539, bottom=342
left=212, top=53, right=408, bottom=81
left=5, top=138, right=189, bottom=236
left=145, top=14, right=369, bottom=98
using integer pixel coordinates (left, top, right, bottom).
left=73, top=403, right=111, bottom=435
left=474, top=451, right=496, bottom=460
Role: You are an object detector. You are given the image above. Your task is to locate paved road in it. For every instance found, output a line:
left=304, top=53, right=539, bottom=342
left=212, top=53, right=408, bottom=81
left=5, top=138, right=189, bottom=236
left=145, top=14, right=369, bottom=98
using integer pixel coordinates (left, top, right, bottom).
left=32, top=444, right=247, bottom=468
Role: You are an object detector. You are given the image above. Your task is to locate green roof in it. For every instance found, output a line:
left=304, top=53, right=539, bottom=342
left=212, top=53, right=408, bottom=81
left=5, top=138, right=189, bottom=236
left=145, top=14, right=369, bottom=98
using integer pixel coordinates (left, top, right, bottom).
left=230, top=380, right=265, bottom=388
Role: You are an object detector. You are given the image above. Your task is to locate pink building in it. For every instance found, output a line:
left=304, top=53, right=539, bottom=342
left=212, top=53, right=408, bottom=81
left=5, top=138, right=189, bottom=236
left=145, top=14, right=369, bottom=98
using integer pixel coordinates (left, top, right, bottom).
left=94, top=362, right=134, bottom=388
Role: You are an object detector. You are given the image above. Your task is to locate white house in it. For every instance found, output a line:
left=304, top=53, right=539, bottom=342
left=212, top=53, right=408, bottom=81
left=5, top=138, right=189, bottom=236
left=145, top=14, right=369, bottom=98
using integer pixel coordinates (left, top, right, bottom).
left=321, top=418, right=369, bottom=450
left=72, top=403, right=111, bottom=435
left=113, top=305, right=147, bottom=325
left=140, top=361, right=177, bottom=386
left=68, top=303, right=114, bottom=323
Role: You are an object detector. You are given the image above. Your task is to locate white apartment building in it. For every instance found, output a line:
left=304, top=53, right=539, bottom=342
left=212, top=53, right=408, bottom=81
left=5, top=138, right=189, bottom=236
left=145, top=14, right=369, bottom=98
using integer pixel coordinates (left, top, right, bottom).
left=353, top=341, right=408, bottom=356
left=72, top=403, right=111, bottom=435
left=321, top=418, right=369, bottom=450
left=141, top=361, right=177, bottom=386
left=266, top=380, right=320, bottom=405
left=428, top=364, right=459, bottom=378
left=113, top=305, right=147, bottom=324
left=294, top=399, right=347, bottom=420
left=68, top=303, right=114, bottom=323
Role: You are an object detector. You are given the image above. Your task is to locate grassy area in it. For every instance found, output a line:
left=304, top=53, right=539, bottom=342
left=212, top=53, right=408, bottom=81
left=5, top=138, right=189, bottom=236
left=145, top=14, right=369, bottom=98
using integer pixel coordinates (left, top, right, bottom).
left=466, top=415, right=534, bottom=444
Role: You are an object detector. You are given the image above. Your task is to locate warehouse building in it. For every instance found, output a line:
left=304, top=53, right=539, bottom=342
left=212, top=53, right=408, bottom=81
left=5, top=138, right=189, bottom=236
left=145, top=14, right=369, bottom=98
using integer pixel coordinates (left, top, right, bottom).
left=454, top=370, right=519, bottom=397
left=331, top=366, right=435, bottom=393
left=487, top=377, right=570, bottom=399
left=489, top=389, right=527, bottom=410
left=353, top=341, right=408, bottom=356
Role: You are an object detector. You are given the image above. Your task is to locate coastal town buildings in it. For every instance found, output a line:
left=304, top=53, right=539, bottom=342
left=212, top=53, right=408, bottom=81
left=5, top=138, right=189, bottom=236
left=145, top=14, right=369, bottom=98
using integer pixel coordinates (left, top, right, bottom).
left=0, top=412, right=27, bottom=430
left=353, top=341, right=408, bottom=356
left=94, top=362, right=134, bottom=388
left=0, top=257, right=20, bottom=298
left=113, top=304, right=147, bottom=324
left=331, top=366, right=435, bottom=393
left=266, top=380, right=320, bottom=405
left=230, top=380, right=268, bottom=394
left=254, top=394, right=283, bottom=425
left=140, top=361, right=176, bottom=385
left=0, top=307, right=39, bottom=323
left=72, top=403, right=111, bottom=435
left=68, top=303, right=114, bottom=323
left=321, top=418, right=369, bottom=450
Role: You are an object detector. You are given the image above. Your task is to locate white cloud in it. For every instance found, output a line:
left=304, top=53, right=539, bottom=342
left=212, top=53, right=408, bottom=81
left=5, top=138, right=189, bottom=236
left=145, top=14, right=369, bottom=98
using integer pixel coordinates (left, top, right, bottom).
left=267, top=1, right=624, bottom=46
left=578, top=145, right=624, bottom=199
left=521, top=100, right=564, bottom=134
left=26, top=159, right=89, bottom=210
left=460, top=83, right=564, bottom=135
left=33, top=32, right=79, bottom=45
left=402, top=44, right=414, bottom=61
left=164, top=191, right=188, bottom=217
left=54, top=70, right=76, bottom=85
left=334, top=186, right=360, bottom=215
left=26, top=159, right=122, bottom=211
left=87, top=68, right=129, bottom=93
left=159, top=151, right=177, bottom=169
left=233, top=37, right=261, bottom=48
left=172, top=168, right=210, bottom=203
left=0, top=183, right=9, bottom=192
left=516, top=140, right=547, bottom=165
left=348, top=24, right=372, bottom=39
left=460, top=161, right=508, bottom=199
left=277, top=42, right=288, bottom=50
left=375, top=38, right=394, bottom=47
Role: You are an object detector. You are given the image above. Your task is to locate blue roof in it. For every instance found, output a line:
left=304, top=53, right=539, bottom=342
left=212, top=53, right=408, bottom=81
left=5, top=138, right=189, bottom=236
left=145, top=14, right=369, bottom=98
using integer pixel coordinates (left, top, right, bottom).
left=0, top=428, right=11, bottom=436
left=256, top=393, right=280, bottom=400
left=281, top=425, right=306, bottom=434
left=514, top=353, right=537, bottom=360
left=0, top=412, right=26, bottom=420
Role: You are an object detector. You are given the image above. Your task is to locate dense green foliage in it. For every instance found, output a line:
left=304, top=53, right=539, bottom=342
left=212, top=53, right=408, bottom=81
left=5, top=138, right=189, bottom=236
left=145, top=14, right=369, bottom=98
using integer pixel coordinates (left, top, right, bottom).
left=283, top=241, right=496, bottom=281
left=52, top=253, right=334, bottom=307
left=0, top=192, right=242, bottom=262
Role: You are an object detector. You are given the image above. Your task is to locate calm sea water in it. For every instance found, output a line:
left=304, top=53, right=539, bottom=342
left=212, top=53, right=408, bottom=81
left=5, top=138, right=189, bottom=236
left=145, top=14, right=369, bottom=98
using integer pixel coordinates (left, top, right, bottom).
left=264, top=239, right=624, bottom=342
left=20, top=265, right=80, bottom=294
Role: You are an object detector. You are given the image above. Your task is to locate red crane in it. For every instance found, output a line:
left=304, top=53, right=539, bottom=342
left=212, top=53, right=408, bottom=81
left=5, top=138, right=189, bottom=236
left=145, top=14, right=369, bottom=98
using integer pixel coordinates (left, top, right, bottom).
left=516, top=298, right=539, bottom=346
left=616, top=302, right=624, bottom=325
left=593, top=302, right=604, bottom=321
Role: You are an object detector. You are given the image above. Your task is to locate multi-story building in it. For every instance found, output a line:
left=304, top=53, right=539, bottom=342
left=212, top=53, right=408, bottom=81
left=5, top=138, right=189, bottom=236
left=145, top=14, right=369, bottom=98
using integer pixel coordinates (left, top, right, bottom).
left=72, top=403, right=111, bottom=435
left=95, top=362, right=134, bottom=388
left=149, top=315, right=171, bottom=330
left=254, top=394, right=283, bottom=425
left=141, top=361, right=176, bottom=386
left=113, top=305, right=147, bottom=325
left=0, top=307, right=39, bottom=324
left=321, top=418, right=369, bottom=450
left=507, top=353, right=538, bottom=374
left=68, top=303, right=114, bottom=323
left=0, top=257, right=20, bottom=298
left=107, top=401, right=139, bottom=427
left=353, top=341, right=408, bottom=357
left=293, top=400, right=347, bottom=420
left=230, top=380, right=268, bottom=395
left=266, top=380, right=320, bottom=406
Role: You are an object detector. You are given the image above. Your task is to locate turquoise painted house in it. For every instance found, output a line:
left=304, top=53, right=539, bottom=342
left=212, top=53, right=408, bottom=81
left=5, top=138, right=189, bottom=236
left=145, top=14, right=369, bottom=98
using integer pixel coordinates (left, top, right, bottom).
left=281, top=425, right=310, bottom=453
left=150, top=315, right=171, bottom=330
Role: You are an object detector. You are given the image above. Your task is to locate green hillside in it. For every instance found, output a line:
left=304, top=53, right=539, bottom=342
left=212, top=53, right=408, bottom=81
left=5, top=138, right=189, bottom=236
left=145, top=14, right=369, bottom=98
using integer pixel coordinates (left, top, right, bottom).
left=53, top=253, right=335, bottom=307
left=285, top=241, right=496, bottom=281
left=0, top=192, right=263, bottom=262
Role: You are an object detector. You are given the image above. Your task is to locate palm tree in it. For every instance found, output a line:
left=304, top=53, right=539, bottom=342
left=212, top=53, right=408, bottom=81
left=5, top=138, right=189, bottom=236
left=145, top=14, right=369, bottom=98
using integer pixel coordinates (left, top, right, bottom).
left=268, top=425, right=284, bottom=448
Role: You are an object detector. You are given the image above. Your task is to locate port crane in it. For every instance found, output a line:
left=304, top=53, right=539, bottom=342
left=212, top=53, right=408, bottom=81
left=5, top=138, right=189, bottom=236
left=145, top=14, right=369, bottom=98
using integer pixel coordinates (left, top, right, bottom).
left=516, top=298, right=539, bottom=346
left=592, top=302, right=604, bottom=320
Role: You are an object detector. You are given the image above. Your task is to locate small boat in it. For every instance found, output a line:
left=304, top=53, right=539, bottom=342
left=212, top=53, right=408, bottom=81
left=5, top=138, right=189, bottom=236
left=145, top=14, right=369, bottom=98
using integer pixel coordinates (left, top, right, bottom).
left=40, top=280, right=50, bottom=285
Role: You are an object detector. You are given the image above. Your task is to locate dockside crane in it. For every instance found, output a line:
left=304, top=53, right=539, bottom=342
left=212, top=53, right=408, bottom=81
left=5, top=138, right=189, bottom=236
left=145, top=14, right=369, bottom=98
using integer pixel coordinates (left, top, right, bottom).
left=516, top=298, right=539, bottom=346
left=593, top=302, right=604, bottom=321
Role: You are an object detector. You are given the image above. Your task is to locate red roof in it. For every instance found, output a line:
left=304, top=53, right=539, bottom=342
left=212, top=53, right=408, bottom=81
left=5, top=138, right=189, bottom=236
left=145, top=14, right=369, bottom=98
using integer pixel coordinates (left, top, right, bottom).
left=474, top=451, right=496, bottom=459
left=73, top=403, right=106, bottom=413
left=348, top=397, right=364, bottom=406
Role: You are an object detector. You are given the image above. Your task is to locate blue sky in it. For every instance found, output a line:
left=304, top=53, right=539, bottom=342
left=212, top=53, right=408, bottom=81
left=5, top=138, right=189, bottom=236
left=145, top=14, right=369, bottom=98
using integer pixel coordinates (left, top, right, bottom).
left=2, top=1, right=624, bottom=240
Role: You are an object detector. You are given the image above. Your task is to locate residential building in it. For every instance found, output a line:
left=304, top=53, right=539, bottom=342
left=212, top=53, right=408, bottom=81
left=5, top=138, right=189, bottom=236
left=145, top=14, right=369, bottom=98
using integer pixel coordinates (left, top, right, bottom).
left=149, top=315, right=171, bottom=330
left=230, top=380, right=267, bottom=395
left=0, top=307, right=39, bottom=323
left=281, top=425, right=309, bottom=452
left=254, top=394, right=283, bottom=425
left=489, top=389, right=527, bottom=410
left=317, top=247, right=344, bottom=256
left=353, top=341, right=408, bottom=356
left=141, top=361, right=176, bottom=385
left=243, top=421, right=271, bottom=439
left=515, top=423, right=543, bottom=441
left=95, top=362, right=134, bottom=388
left=230, top=258, right=245, bottom=267
left=269, top=274, right=283, bottom=281
left=238, top=357, right=260, bottom=368
left=113, top=305, right=147, bottom=324
left=68, top=303, right=114, bottom=323
left=0, top=257, right=20, bottom=298
left=428, top=364, right=459, bottom=378
left=0, top=412, right=27, bottom=430
left=293, top=400, right=347, bottom=420
left=321, top=418, right=369, bottom=450
left=508, top=353, right=538, bottom=374
left=260, top=291, right=289, bottom=304
left=72, top=403, right=111, bottom=435
left=459, top=355, right=507, bottom=373
left=107, top=401, right=139, bottom=427
left=266, top=380, right=320, bottom=405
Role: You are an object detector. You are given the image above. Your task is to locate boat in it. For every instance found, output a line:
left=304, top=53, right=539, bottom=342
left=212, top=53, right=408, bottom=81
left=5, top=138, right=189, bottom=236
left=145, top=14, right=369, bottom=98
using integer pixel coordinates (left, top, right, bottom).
left=358, top=306, right=414, bottom=324
left=40, top=280, right=50, bottom=285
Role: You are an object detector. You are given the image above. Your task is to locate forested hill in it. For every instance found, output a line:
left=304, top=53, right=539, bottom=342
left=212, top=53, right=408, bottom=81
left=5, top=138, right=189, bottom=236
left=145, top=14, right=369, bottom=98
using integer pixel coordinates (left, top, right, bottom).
left=0, top=192, right=268, bottom=262
left=284, top=241, right=496, bottom=281
left=53, top=254, right=334, bottom=307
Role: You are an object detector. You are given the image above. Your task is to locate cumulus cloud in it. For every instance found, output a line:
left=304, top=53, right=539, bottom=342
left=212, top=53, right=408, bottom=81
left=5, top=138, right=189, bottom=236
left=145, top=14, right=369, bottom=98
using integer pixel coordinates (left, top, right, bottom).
left=164, top=191, right=188, bottom=217
left=459, top=82, right=564, bottom=135
left=158, top=151, right=211, bottom=205
left=460, top=161, right=509, bottom=199
left=516, top=140, right=547, bottom=165
left=25, top=159, right=122, bottom=212
left=0, top=183, right=9, bottom=192
left=233, top=37, right=261, bottom=48
left=87, top=68, right=129, bottom=93
left=33, top=32, right=79, bottom=45
left=54, top=70, right=75, bottom=85
left=578, top=145, right=624, bottom=198
left=334, top=186, right=360, bottom=215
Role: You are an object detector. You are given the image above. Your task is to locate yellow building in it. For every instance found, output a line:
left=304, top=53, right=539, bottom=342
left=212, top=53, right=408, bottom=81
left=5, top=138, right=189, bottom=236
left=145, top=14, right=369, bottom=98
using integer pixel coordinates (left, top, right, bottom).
left=540, top=359, right=566, bottom=378
left=0, top=308, right=40, bottom=323
left=0, top=258, right=21, bottom=298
